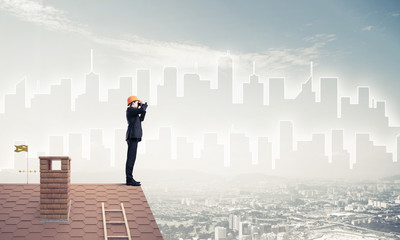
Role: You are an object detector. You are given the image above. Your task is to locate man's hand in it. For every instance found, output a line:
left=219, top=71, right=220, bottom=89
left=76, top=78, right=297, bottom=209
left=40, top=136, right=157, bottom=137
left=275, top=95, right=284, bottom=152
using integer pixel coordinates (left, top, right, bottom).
left=141, top=101, right=148, bottom=111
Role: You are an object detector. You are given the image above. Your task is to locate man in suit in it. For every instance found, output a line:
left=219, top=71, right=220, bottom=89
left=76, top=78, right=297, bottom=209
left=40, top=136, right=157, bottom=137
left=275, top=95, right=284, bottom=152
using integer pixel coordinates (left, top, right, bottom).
left=125, top=96, right=148, bottom=186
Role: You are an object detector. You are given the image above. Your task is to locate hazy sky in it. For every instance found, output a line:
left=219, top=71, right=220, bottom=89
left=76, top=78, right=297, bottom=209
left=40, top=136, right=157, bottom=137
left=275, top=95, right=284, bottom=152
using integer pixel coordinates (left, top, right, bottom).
left=1, top=0, right=400, bottom=121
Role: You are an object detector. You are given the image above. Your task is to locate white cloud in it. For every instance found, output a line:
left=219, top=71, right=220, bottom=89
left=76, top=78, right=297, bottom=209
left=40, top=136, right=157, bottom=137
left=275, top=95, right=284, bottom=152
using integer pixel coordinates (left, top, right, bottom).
left=0, top=0, right=89, bottom=35
left=93, top=34, right=223, bottom=69
left=303, top=34, right=336, bottom=43
left=94, top=32, right=334, bottom=74
left=362, top=25, right=373, bottom=31
left=392, top=13, right=400, bottom=17
left=0, top=0, right=336, bottom=74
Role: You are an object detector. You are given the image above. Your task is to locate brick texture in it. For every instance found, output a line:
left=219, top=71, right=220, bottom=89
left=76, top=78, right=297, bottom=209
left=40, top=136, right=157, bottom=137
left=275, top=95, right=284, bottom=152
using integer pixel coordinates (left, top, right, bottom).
left=39, top=156, right=71, bottom=220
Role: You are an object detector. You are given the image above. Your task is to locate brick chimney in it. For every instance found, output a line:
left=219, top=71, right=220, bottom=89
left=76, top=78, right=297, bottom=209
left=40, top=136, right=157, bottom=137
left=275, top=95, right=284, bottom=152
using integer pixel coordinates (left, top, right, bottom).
left=39, top=156, right=71, bottom=222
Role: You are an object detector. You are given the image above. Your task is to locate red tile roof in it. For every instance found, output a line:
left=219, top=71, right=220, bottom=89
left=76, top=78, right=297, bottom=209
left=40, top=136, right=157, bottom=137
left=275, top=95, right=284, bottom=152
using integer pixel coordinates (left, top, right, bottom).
left=0, top=184, right=163, bottom=240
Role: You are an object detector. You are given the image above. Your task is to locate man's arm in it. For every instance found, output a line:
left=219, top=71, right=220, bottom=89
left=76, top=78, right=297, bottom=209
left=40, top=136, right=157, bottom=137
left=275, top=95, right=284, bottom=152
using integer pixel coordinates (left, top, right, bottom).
left=139, top=103, right=148, bottom=121
left=139, top=112, right=146, bottom=122
left=127, top=106, right=146, bottom=116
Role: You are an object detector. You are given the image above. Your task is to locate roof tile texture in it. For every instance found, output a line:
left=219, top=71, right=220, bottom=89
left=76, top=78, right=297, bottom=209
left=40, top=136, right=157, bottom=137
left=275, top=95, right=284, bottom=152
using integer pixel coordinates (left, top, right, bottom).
left=0, top=184, right=163, bottom=240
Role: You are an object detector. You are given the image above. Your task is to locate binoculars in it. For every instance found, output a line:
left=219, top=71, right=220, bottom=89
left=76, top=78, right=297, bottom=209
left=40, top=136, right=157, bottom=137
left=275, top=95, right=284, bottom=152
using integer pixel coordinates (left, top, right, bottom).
left=138, top=101, right=147, bottom=107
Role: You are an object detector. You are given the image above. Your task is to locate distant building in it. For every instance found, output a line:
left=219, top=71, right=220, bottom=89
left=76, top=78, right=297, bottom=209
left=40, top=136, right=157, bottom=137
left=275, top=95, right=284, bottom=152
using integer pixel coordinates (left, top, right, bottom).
left=239, top=221, right=251, bottom=239
left=233, top=215, right=241, bottom=232
left=215, top=226, right=227, bottom=240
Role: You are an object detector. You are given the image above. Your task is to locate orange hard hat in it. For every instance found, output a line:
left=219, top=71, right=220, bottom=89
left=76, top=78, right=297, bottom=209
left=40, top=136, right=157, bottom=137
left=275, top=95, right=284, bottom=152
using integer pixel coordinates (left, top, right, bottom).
left=127, top=96, right=139, bottom=106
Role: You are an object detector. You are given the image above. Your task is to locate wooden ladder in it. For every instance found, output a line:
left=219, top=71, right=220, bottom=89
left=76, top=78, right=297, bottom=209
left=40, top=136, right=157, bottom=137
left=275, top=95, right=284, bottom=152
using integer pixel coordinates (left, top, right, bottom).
left=102, top=202, right=132, bottom=240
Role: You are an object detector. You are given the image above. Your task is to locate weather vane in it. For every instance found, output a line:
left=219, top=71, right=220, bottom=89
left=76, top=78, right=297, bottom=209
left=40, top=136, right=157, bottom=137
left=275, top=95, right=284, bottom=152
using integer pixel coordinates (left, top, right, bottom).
left=15, top=144, right=37, bottom=184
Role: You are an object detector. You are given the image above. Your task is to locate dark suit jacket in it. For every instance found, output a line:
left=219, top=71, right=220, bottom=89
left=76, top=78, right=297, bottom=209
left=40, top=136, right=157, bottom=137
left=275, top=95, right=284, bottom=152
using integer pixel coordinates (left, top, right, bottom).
left=126, top=103, right=148, bottom=141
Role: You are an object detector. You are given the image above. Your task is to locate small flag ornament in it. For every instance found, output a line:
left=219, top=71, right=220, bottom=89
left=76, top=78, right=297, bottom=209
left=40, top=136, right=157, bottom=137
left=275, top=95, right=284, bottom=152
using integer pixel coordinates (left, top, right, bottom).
left=14, top=144, right=34, bottom=184
left=14, top=145, right=28, bottom=152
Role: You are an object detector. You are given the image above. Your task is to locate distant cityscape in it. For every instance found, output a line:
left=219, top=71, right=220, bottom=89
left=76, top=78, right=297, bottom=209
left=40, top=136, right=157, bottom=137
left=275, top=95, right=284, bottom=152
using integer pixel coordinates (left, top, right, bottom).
left=144, top=173, right=400, bottom=240
left=0, top=51, right=399, bottom=181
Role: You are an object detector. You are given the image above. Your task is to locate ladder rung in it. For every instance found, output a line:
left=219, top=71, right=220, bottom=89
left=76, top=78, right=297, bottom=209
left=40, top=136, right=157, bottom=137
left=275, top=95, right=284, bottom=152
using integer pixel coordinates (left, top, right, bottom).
left=102, top=202, right=132, bottom=240
left=107, top=221, right=125, bottom=224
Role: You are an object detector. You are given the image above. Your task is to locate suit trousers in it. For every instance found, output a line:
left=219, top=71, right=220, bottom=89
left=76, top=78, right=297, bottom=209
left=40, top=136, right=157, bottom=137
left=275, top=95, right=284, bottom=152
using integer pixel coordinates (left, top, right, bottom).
left=125, top=138, right=139, bottom=180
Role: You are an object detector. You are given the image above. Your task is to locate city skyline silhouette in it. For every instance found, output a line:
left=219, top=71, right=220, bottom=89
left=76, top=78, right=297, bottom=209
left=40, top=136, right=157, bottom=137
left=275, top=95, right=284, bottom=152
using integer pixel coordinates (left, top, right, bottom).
left=0, top=50, right=399, bottom=182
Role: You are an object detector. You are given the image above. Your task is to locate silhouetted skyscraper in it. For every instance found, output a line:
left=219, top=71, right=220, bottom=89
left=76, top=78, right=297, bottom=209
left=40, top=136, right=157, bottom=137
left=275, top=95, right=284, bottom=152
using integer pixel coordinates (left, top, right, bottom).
left=141, top=127, right=172, bottom=169
left=276, top=121, right=294, bottom=172
left=69, top=133, right=83, bottom=161
left=358, top=87, right=370, bottom=108
left=243, top=72, right=263, bottom=106
left=353, top=133, right=396, bottom=177
left=86, top=72, right=100, bottom=102
left=114, top=129, right=126, bottom=170
left=397, top=135, right=400, bottom=162
left=90, top=129, right=111, bottom=169
left=257, top=137, right=272, bottom=171
left=269, top=78, right=285, bottom=106
left=217, top=52, right=233, bottom=104
left=137, top=69, right=150, bottom=102
left=331, top=129, right=350, bottom=177
left=30, top=79, right=71, bottom=122
left=49, top=136, right=64, bottom=155
left=53, top=79, right=72, bottom=111
left=332, top=129, right=344, bottom=153
left=159, top=67, right=178, bottom=100
left=229, top=132, right=251, bottom=170
left=296, top=78, right=315, bottom=104
left=376, top=101, right=386, bottom=116
left=340, top=97, right=351, bottom=119
left=176, top=136, right=195, bottom=169
left=108, top=77, right=133, bottom=105
left=320, top=78, right=338, bottom=118
left=5, top=80, right=25, bottom=115
left=75, top=69, right=101, bottom=121
left=280, top=121, right=293, bottom=158
left=200, top=132, right=225, bottom=171
left=295, top=133, right=329, bottom=177
left=183, top=73, right=211, bottom=99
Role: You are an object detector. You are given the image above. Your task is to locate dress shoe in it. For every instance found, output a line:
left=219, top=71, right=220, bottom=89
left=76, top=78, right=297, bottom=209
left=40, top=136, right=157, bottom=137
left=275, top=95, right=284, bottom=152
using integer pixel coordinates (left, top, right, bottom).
left=126, top=180, right=141, bottom=186
left=126, top=178, right=141, bottom=184
left=133, top=178, right=141, bottom=184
